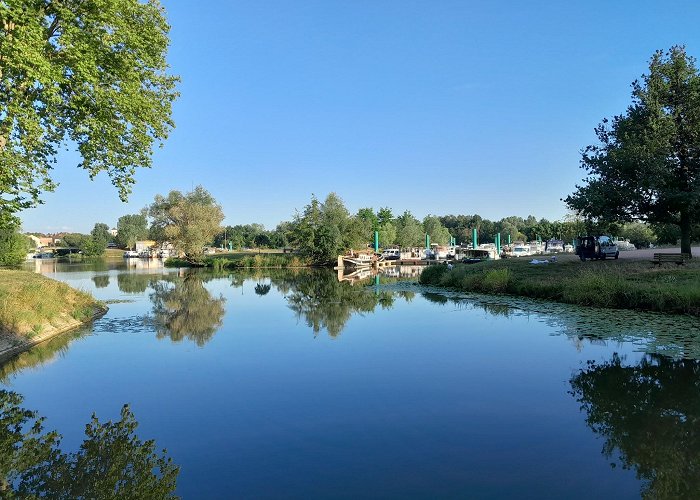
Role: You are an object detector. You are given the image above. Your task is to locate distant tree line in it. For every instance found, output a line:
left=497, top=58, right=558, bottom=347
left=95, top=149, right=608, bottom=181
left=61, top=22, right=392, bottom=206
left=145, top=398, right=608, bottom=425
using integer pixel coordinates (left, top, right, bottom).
left=209, top=193, right=690, bottom=265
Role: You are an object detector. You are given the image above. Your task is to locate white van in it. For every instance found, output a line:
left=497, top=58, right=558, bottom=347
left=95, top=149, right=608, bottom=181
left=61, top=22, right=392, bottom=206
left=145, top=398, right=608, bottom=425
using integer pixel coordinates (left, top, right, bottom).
left=381, top=248, right=401, bottom=260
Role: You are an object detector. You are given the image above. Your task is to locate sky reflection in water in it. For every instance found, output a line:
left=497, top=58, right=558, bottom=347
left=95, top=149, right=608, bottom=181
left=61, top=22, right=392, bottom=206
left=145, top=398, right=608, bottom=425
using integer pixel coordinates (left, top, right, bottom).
left=2, top=263, right=699, bottom=498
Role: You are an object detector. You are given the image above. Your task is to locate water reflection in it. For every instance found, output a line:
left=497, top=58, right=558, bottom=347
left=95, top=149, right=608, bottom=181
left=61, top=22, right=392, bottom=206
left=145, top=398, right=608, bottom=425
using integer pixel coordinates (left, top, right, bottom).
left=92, top=274, right=110, bottom=288
left=150, top=273, right=226, bottom=346
left=0, top=390, right=178, bottom=497
left=570, top=354, right=700, bottom=498
left=0, top=328, right=89, bottom=382
left=285, top=271, right=384, bottom=337
left=118, top=272, right=156, bottom=294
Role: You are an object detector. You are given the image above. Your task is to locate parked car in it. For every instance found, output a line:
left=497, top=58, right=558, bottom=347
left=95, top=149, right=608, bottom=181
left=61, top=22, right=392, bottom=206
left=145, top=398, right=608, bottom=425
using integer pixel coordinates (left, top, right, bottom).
left=575, top=235, right=619, bottom=261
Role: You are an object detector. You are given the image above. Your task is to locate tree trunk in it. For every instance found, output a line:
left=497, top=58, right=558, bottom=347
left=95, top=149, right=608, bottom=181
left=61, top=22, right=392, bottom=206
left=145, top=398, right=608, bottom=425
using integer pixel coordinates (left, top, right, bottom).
left=680, top=209, right=692, bottom=257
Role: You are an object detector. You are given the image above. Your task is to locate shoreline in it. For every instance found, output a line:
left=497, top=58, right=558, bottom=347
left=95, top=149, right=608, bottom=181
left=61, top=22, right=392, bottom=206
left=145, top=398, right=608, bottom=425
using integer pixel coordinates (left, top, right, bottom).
left=0, top=305, right=108, bottom=363
left=418, top=255, right=700, bottom=316
left=0, top=270, right=109, bottom=363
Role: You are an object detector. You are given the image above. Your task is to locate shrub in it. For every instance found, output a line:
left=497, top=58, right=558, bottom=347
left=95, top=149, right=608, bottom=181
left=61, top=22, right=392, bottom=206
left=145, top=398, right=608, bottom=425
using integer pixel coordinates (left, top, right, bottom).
left=481, top=268, right=513, bottom=293
left=0, top=226, right=29, bottom=267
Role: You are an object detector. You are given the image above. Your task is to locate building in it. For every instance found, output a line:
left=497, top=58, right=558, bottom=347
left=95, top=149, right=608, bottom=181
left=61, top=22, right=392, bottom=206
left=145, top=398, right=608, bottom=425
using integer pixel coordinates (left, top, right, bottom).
left=26, top=234, right=42, bottom=248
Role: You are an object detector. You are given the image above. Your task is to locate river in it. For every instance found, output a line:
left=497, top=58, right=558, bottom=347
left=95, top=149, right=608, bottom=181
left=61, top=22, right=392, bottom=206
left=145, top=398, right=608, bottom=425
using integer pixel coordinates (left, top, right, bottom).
left=2, top=260, right=699, bottom=498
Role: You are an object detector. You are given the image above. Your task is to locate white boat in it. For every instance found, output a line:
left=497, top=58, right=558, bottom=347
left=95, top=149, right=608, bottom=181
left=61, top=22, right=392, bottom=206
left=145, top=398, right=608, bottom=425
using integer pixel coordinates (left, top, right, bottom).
left=342, top=253, right=373, bottom=268
left=512, top=245, right=531, bottom=257
left=123, top=250, right=139, bottom=258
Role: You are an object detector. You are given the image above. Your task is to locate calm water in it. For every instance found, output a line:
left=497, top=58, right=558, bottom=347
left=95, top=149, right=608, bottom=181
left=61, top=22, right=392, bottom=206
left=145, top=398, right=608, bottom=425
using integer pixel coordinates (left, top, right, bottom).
left=3, top=260, right=700, bottom=498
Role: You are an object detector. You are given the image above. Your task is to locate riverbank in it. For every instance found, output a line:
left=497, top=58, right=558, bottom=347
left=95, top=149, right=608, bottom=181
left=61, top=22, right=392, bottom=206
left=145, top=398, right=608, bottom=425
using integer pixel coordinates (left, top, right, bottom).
left=165, top=252, right=311, bottom=269
left=419, top=255, right=700, bottom=316
left=0, top=270, right=107, bottom=361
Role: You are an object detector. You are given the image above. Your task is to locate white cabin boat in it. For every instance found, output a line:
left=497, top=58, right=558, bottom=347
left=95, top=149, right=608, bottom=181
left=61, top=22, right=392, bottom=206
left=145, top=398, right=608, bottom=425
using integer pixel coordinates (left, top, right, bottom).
left=341, top=253, right=373, bottom=268
left=512, top=245, right=531, bottom=257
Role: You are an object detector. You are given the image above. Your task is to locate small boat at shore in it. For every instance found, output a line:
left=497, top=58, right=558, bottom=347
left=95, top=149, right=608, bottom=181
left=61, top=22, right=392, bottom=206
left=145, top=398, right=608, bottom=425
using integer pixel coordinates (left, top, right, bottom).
left=340, top=252, right=374, bottom=268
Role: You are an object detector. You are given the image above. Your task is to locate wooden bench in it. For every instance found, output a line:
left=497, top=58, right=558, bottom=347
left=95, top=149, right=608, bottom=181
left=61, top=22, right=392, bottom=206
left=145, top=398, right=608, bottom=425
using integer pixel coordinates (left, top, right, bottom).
left=651, top=253, right=691, bottom=266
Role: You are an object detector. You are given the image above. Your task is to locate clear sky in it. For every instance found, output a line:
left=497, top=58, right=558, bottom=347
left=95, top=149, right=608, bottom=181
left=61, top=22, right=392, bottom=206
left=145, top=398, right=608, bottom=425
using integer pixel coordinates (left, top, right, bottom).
left=19, top=0, right=700, bottom=233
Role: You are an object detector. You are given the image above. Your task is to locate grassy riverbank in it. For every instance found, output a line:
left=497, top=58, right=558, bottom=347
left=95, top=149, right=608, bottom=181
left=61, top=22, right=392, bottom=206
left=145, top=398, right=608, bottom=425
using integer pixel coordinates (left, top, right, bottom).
left=0, top=270, right=105, bottom=338
left=165, top=252, right=311, bottom=269
left=419, top=256, right=700, bottom=316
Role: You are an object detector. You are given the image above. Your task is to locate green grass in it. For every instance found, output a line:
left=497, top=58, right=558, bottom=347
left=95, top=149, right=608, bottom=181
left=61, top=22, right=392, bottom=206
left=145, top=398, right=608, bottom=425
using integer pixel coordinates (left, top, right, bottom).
left=419, top=256, right=700, bottom=315
left=165, top=252, right=310, bottom=269
left=0, top=270, right=104, bottom=337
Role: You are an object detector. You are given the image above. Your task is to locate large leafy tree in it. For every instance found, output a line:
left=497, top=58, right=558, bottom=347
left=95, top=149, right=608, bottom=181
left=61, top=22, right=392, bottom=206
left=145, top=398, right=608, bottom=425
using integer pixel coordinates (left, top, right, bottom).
left=0, top=0, right=178, bottom=227
left=116, top=213, right=148, bottom=249
left=291, top=193, right=364, bottom=265
left=395, top=210, right=424, bottom=248
left=566, top=46, right=700, bottom=256
left=148, top=186, right=224, bottom=262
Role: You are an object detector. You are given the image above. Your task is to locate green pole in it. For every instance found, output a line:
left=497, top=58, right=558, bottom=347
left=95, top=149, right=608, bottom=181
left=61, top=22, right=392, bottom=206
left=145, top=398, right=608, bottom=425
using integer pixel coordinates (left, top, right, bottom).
left=507, top=233, right=511, bottom=245
left=472, top=228, right=478, bottom=249
left=425, top=233, right=430, bottom=249
left=374, top=230, right=379, bottom=252
left=496, top=233, right=501, bottom=254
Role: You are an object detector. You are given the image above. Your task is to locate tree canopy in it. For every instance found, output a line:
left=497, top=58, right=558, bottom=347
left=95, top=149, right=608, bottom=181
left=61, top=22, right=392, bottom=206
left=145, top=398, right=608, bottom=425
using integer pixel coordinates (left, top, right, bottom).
left=566, top=46, right=700, bottom=256
left=0, top=0, right=178, bottom=227
left=148, top=186, right=224, bottom=262
left=117, top=213, right=148, bottom=249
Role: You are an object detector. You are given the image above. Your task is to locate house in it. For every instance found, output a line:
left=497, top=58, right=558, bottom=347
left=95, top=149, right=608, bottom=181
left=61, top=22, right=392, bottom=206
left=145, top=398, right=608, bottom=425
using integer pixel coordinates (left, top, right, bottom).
left=108, top=227, right=118, bottom=237
left=26, top=234, right=42, bottom=248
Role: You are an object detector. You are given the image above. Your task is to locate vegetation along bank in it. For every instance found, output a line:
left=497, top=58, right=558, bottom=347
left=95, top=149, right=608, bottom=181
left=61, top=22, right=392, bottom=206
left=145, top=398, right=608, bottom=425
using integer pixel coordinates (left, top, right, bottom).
left=0, top=271, right=107, bottom=360
left=419, top=257, right=700, bottom=316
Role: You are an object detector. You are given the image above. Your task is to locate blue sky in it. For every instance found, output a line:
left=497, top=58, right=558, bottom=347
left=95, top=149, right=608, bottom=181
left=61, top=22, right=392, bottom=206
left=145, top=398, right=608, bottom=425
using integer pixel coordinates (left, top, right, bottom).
left=20, top=0, right=700, bottom=233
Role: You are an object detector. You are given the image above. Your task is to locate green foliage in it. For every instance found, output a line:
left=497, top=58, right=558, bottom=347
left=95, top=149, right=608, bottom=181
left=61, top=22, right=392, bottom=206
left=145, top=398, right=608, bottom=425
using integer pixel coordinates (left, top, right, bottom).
left=423, top=215, right=451, bottom=245
left=419, top=258, right=700, bottom=315
left=619, top=222, right=657, bottom=248
left=378, top=221, right=397, bottom=247
left=60, top=226, right=105, bottom=256
left=0, top=225, right=28, bottom=266
left=0, top=0, right=179, bottom=226
left=117, top=214, right=149, bottom=249
left=149, top=185, right=224, bottom=262
left=395, top=211, right=424, bottom=247
left=0, top=390, right=178, bottom=498
left=566, top=46, right=700, bottom=256
left=291, top=193, right=362, bottom=265
left=61, top=233, right=86, bottom=249
left=480, top=268, right=513, bottom=292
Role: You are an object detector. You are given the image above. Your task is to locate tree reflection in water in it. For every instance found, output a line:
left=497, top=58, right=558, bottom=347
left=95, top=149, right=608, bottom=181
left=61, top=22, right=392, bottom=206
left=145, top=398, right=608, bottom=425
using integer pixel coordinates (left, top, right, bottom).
left=117, top=272, right=155, bottom=294
left=282, top=271, right=395, bottom=338
left=0, top=390, right=178, bottom=498
left=570, top=353, right=700, bottom=499
left=91, top=275, right=110, bottom=289
left=150, top=272, right=226, bottom=346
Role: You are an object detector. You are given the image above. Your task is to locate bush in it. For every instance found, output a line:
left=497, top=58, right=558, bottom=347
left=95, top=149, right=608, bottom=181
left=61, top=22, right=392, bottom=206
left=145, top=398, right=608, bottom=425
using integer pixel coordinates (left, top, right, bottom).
left=481, top=268, right=513, bottom=293
left=0, top=226, right=29, bottom=267
left=419, top=265, right=449, bottom=285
